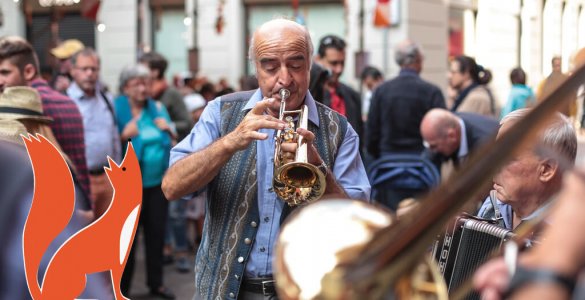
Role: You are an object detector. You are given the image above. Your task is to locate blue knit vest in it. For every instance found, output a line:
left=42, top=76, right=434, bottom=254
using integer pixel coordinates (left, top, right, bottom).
left=194, top=91, right=348, bottom=300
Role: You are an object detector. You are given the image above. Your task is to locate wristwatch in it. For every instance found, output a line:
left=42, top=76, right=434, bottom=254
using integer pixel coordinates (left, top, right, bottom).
left=504, top=265, right=576, bottom=298
left=317, top=161, right=328, bottom=177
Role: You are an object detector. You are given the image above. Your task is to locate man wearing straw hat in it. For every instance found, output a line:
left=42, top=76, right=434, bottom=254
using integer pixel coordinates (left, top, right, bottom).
left=50, top=39, right=85, bottom=93
left=0, top=119, right=112, bottom=299
left=0, top=36, right=90, bottom=201
left=0, top=86, right=92, bottom=211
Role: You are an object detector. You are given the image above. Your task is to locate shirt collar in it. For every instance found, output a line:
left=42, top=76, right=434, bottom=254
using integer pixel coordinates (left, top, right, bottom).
left=242, top=89, right=320, bottom=127
left=68, top=81, right=103, bottom=100
left=399, top=68, right=419, bottom=77
left=457, top=117, right=468, bottom=158
left=523, top=198, right=555, bottom=221
left=67, top=82, right=85, bottom=100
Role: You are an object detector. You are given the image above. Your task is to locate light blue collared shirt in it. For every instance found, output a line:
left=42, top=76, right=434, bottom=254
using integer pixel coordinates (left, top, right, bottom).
left=477, top=195, right=554, bottom=230
left=457, top=117, right=469, bottom=160
left=170, top=89, right=370, bottom=277
left=67, top=82, right=121, bottom=169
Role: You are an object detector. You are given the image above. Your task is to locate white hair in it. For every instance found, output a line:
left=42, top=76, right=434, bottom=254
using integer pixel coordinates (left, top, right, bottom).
left=395, top=40, right=422, bottom=66
left=118, top=64, right=150, bottom=92
left=501, top=108, right=577, bottom=165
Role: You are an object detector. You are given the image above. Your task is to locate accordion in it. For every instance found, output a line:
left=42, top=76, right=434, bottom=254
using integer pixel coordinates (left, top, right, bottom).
left=432, top=215, right=515, bottom=300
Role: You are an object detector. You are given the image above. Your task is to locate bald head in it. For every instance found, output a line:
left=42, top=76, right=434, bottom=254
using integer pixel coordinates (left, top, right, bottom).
left=420, top=108, right=461, bottom=156
left=248, top=19, right=313, bottom=66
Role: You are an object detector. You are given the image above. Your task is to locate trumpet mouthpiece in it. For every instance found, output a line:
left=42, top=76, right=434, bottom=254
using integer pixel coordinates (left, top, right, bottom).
left=279, top=89, right=290, bottom=100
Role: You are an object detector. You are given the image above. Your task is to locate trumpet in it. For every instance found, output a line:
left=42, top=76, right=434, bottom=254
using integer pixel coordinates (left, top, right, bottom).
left=272, top=88, right=326, bottom=206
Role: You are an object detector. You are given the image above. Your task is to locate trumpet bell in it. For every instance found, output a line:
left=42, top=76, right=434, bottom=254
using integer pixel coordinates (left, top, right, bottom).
left=278, top=162, right=320, bottom=188
left=273, top=163, right=326, bottom=206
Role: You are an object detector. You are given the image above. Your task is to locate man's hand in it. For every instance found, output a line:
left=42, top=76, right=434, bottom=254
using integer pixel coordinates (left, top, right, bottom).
left=224, top=98, right=285, bottom=152
left=474, top=257, right=511, bottom=300
left=279, top=127, right=323, bottom=166
left=54, top=74, right=71, bottom=92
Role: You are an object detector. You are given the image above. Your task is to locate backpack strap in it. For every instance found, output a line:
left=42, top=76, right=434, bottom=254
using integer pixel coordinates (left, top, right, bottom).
left=480, top=85, right=497, bottom=116
left=99, top=89, right=117, bottom=124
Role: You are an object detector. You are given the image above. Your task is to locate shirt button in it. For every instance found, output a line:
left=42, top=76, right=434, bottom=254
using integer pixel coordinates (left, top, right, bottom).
left=244, top=238, right=251, bottom=245
left=229, top=292, right=235, bottom=298
left=238, top=256, right=244, bottom=263
left=268, top=187, right=274, bottom=193
left=260, top=247, right=266, bottom=252
left=264, top=217, right=270, bottom=222
left=251, top=221, right=258, bottom=228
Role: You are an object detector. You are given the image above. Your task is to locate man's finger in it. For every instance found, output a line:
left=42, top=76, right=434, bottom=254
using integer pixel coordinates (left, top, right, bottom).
left=280, top=142, right=297, bottom=153
left=249, top=131, right=269, bottom=140
left=253, top=119, right=286, bottom=131
left=297, top=128, right=316, bottom=143
left=250, top=98, right=276, bottom=115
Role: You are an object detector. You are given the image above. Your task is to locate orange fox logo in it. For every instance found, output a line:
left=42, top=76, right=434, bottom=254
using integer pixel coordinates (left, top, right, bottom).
left=22, top=134, right=143, bottom=299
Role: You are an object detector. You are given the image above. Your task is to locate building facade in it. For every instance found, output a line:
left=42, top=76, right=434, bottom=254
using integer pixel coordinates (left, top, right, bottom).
left=2, top=0, right=585, bottom=103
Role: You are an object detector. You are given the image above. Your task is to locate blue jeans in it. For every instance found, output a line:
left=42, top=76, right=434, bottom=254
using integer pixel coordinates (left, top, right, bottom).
left=166, top=199, right=189, bottom=252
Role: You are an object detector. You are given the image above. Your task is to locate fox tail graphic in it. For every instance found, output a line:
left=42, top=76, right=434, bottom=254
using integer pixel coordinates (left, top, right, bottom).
left=22, top=134, right=76, bottom=299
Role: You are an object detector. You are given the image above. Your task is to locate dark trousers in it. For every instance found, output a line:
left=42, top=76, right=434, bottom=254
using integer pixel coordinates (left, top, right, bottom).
left=121, top=185, right=169, bottom=294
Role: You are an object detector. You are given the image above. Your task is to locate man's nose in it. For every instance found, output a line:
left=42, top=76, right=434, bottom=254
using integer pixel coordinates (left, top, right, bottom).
left=278, top=67, right=293, bottom=87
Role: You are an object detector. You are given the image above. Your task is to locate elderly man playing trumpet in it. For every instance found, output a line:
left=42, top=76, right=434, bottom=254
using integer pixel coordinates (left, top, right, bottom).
left=162, top=19, right=369, bottom=300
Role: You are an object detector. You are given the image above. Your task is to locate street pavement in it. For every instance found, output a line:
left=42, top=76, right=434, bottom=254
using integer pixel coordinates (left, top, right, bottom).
left=127, top=236, right=196, bottom=300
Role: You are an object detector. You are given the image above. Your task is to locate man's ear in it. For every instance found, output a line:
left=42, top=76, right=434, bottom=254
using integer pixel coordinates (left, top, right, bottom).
left=447, top=128, right=457, bottom=141
left=23, top=64, right=36, bottom=82
left=539, top=159, right=559, bottom=182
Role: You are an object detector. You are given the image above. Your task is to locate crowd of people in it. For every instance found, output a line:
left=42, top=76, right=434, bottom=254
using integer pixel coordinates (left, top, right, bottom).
left=0, top=16, right=584, bottom=300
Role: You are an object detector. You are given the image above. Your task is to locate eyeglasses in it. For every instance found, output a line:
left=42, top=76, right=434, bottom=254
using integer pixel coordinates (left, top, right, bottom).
left=75, top=66, right=99, bottom=73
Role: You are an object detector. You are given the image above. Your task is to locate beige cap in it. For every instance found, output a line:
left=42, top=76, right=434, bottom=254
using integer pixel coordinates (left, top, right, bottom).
left=50, top=39, right=85, bottom=59
left=0, top=119, right=27, bottom=145
left=0, top=86, right=53, bottom=123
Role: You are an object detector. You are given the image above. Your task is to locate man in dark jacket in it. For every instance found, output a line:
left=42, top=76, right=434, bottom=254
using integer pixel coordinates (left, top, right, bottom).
left=420, top=108, right=499, bottom=172
left=315, top=35, right=363, bottom=141
left=366, top=39, right=446, bottom=158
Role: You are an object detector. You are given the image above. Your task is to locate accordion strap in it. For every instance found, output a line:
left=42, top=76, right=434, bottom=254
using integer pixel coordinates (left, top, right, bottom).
left=489, top=190, right=505, bottom=227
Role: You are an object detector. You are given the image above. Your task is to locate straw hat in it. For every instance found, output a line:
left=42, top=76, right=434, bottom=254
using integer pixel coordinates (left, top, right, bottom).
left=0, top=86, right=53, bottom=123
left=50, top=39, right=85, bottom=59
left=0, top=119, right=27, bottom=145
